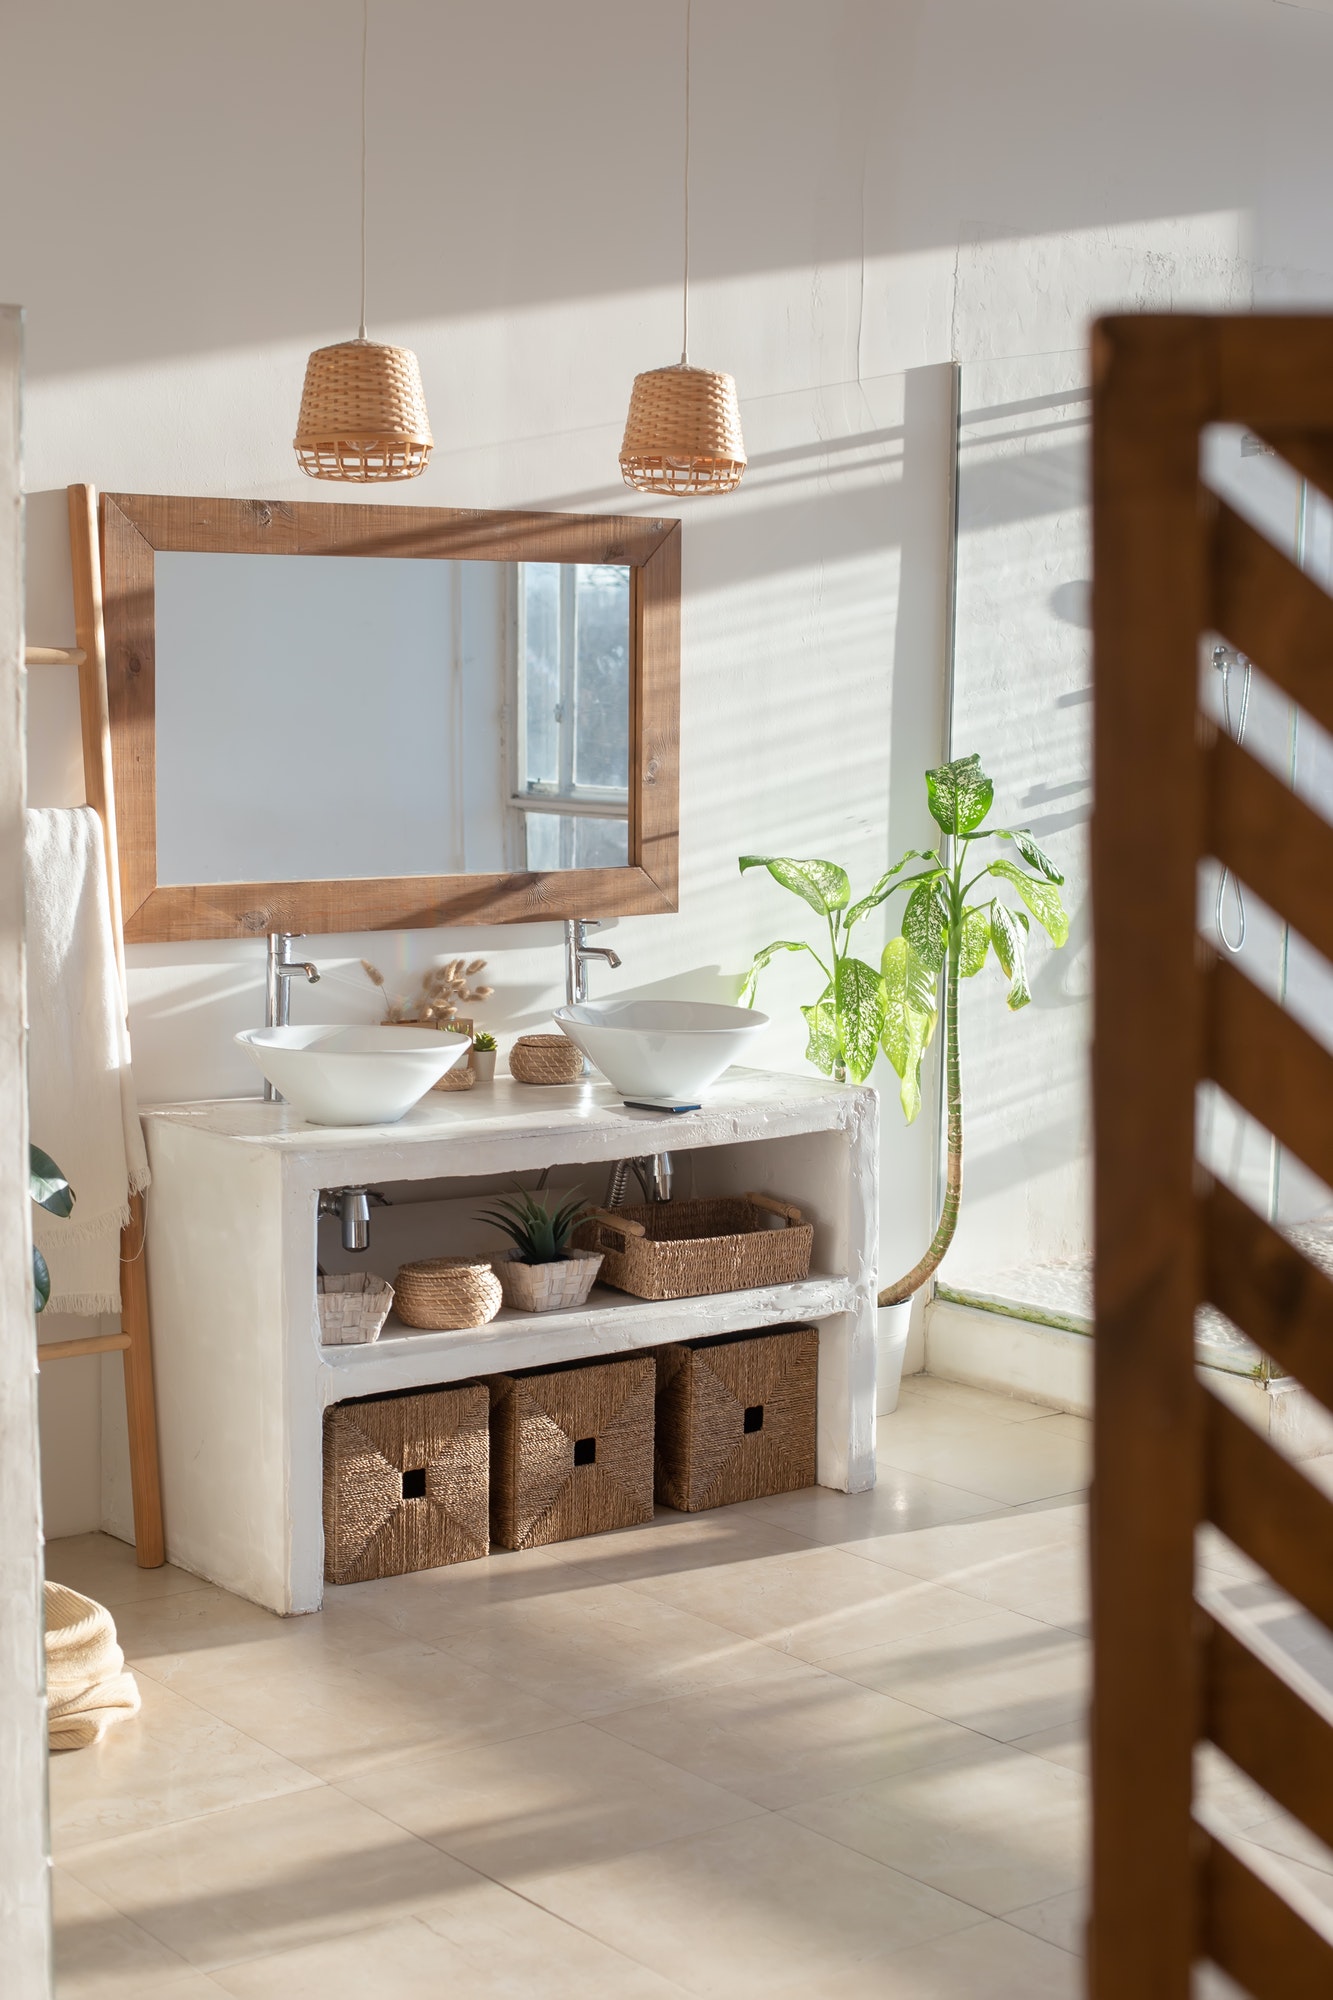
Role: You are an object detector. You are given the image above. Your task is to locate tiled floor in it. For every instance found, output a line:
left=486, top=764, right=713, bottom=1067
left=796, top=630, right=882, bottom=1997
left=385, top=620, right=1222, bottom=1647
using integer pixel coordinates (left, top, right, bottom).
left=44, top=1375, right=1333, bottom=1998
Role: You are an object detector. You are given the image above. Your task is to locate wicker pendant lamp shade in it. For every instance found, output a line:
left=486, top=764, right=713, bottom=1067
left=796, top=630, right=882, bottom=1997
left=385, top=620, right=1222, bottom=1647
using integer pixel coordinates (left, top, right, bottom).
left=294, top=2, right=432, bottom=483
left=619, top=0, right=745, bottom=498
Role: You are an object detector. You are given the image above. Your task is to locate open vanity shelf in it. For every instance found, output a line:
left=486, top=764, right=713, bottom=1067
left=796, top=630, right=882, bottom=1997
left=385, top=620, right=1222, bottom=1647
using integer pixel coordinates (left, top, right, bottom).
left=142, top=1068, right=879, bottom=1613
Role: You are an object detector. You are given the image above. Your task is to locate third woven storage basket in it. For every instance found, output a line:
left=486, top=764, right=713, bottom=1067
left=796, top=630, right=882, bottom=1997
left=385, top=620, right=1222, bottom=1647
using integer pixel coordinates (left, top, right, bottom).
left=654, top=1324, right=818, bottom=1512
left=572, top=1193, right=813, bottom=1301
left=394, top=1257, right=502, bottom=1331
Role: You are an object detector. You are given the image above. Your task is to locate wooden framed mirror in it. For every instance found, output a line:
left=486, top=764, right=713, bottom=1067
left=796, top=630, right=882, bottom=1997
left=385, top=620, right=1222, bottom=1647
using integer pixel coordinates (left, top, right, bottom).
left=72, top=489, right=679, bottom=942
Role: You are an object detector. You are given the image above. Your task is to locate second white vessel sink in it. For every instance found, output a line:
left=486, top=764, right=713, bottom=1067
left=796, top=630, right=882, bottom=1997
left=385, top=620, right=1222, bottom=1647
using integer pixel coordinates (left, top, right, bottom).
left=236, top=1025, right=471, bottom=1126
left=553, top=998, right=769, bottom=1104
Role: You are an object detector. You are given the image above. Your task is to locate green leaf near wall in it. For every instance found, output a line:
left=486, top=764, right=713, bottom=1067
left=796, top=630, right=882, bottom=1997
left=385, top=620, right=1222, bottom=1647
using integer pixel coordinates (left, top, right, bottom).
left=835, top=955, right=889, bottom=1083
left=926, top=753, right=994, bottom=836
left=739, top=855, right=851, bottom=916
left=987, top=859, right=1070, bottom=945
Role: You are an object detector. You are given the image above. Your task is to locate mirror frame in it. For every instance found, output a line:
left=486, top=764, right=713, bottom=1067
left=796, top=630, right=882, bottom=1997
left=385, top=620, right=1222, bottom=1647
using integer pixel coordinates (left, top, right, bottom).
left=83, top=490, right=679, bottom=942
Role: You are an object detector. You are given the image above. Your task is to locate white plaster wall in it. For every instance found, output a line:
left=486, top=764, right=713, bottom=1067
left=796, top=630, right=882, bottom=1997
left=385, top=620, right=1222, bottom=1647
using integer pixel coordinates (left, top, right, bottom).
left=11, top=0, right=1333, bottom=1528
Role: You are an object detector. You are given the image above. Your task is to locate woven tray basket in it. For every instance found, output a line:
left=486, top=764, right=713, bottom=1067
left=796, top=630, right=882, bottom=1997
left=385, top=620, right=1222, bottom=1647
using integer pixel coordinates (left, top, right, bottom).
left=572, top=1192, right=813, bottom=1301
left=655, top=1324, right=818, bottom=1512
left=318, top=1271, right=395, bottom=1346
left=487, top=1354, right=655, bottom=1550
left=394, top=1257, right=503, bottom=1331
left=492, top=1249, right=603, bottom=1314
left=509, top=1034, right=584, bottom=1085
left=323, top=1383, right=489, bottom=1584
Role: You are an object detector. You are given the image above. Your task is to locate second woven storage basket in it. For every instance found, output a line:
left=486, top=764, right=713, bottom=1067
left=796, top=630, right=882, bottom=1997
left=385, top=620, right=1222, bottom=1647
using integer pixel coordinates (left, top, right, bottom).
left=394, top=1258, right=503, bottom=1331
left=573, top=1193, right=813, bottom=1301
left=487, top=1354, right=655, bottom=1550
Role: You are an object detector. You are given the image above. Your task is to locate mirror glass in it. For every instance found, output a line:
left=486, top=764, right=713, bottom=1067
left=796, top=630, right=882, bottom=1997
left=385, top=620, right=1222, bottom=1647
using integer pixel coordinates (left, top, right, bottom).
left=153, top=552, right=631, bottom=884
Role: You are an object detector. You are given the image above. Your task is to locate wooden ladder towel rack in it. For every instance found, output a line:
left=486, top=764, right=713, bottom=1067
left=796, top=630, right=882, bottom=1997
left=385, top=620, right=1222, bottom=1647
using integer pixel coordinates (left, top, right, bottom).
left=1091, top=315, right=1333, bottom=1994
left=26, top=485, right=164, bottom=1568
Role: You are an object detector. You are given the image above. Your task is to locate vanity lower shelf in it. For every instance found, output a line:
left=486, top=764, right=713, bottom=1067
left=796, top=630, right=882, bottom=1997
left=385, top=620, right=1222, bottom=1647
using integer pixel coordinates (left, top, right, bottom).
left=320, top=1273, right=856, bottom=1396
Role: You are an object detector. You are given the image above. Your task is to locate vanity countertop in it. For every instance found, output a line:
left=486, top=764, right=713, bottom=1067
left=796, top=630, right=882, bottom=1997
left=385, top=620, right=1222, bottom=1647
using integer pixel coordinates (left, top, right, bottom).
left=141, top=1066, right=876, bottom=1185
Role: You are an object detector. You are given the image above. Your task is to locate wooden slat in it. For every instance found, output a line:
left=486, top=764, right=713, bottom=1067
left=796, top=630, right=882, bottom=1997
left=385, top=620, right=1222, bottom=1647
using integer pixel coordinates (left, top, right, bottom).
left=1090, top=314, right=1211, bottom=1997
left=119, top=1191, right=164, bottom=1568
left=1212, top=501, right=1333, bottom=741
left=1204, top=1613, right=1333, bottom=1854
left=1204, top=1386, right=1333, bottom=1635
left=1214, top=319, right=1333, bottom=429
left=1205, top=955, right=1333, bottom=1193
left=68, top=484, right=127, bottom=992
left=1248, top=428, right=1333, bottom=517
left=1202, top=1181, right=1333, bottom=1414
left=37, top=1332, right=131, bottom=1363
left=1202, top=1827, right=1333, bottom=1996
left=1207, top=732, right=1333, bottom=967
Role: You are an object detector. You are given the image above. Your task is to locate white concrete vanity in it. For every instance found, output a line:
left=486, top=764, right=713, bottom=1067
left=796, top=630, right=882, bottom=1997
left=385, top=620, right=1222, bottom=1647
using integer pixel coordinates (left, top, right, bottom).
left=141, top=1069, right=879, bottom=1614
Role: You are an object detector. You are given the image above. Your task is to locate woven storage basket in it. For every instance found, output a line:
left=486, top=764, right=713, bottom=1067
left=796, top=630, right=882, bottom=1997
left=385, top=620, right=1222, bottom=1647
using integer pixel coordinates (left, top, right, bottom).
left=619, top=363, right=747, bottom=495
left=487, top=1354, right=655, bottom=1550
left=394, top=1257, right=503, bottom=1331
left=294, top=338, right=433, bottom=482
left=655, top=1324, right=818, bottom=1512
left=509, top=1034, right=584, bottom=1085
left=323, top=1382, right=489, bottom=1584
left=492, top=1249, right=603, bottom=1314
left=318, top=1271, right=395, bottom=1346
left=572, top=1192, right=813, bottom=1301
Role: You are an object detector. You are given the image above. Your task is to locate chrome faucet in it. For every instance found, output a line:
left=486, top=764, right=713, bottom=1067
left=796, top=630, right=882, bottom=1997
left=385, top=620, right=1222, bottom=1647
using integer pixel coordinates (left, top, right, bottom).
left=564, top=918, right=621, bottom=1006
left=264, top=933, right=320, bottom=1102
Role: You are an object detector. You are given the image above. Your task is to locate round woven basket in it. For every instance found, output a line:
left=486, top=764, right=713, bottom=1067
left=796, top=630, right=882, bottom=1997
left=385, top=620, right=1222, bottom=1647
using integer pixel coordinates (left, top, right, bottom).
left=509, top=1034, right=585, bottom=1085
left=394, top=1257, right=503, bottom=1331
left=619, top=363, right=746, bottom=496
left=294, top=338, right=433, bottom=482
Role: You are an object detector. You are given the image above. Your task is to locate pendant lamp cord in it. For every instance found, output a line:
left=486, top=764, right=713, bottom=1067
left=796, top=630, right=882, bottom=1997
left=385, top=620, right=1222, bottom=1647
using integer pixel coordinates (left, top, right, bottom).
left=680, top=0, right=691, bottom=366
left=358, top=0, right=369, bottom=341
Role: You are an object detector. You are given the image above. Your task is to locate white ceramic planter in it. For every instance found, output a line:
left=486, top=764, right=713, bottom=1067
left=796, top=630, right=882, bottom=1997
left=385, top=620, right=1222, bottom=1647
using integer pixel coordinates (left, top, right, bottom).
left=876, top=1300, right=913, bottom=1415
left=471, top=1049, right=496, bottom=1081
left=492, top=1249, right=603, bottom=1313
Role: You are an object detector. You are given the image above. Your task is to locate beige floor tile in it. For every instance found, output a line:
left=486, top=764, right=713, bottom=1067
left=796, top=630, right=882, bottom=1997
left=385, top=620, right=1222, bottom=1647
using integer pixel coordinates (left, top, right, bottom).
left=895, top=1378, right=1053, bottom=1424
left=522, top=1812, right=982, bottom=1997
left=51, top=1866, right=214, bottom=1997
left=209, top=1909, right=688, bottom=1998
left=802, top=1914, right=1082, bottom=1997
left=592, top=1667, right=985, bottom=1809
left=110, top=1576, right=405, bottom=1673
left=1010, top=1719, right=1087, bottom=1774
left=1005, top=1886, right=1087, bottom=1956
left=420, top=1572, right=814, bottom=1715
left=323, top=1533, right=589, bottom=1634
left=541, top=1510, right=821, bottom=1588
left=60, top=1784, right=486, bottom=1973
left=787, top=1737, right=1086, bottom=1915
left=45, top=1533, right=207, bottom=1607
left=618, top=1539, right=1002, bottom=1666
left=1031, top=1412, right=1092, bottom=1441
left=848, top=1497, right=1084, bottom=1588
left=726, top=1465, right=1008, bottom=1546
left=830, top=1606, right=1089, bottom=1743
left=876, top=1421, right=1091, bottom=1506
left=337, top=1718, right=760, bottom=1878
left=49, top=1673, right=319, bottom=1855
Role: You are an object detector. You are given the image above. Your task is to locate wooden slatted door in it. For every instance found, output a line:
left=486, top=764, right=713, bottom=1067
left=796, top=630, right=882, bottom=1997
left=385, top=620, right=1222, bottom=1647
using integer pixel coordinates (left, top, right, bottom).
left=1091, top=316, right=1333, bottom=1996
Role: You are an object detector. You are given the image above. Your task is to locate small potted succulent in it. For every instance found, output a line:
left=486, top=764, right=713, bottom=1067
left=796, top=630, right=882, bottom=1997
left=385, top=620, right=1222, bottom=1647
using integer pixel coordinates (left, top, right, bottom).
left=470, top=1030, right=498, bottom=1082
left=481, top=1186, right=602, bottom=1313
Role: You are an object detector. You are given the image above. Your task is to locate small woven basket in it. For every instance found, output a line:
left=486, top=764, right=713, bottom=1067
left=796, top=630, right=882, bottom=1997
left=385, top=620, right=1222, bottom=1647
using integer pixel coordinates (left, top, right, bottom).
left=509, top=1034, right=585, bottom=1086
left=619, top=363, right=747, bottom=496
left=294, top=338, right=433, bottom=482
left=318, top=1271, right=395, bottom=1346
left=573, top=1192, right=813, bottom=1301
left=394, top=1257, right=503, bottom=1331
left=492, top=1249, right=603, bottom=1314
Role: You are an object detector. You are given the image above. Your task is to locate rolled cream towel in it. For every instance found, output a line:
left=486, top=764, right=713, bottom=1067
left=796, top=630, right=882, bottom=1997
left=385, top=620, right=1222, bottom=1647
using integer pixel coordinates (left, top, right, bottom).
left=44, top=1581, right=141, bottom=1751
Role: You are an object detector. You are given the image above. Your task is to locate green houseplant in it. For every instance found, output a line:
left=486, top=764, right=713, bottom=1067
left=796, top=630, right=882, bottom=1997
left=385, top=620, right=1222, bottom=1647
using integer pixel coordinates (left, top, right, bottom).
left=31, top=1143, right=73, bottom=1312
left=480, top=1186, right=602, bottom=1314
left=740, top=753, right=1069, bottom=1305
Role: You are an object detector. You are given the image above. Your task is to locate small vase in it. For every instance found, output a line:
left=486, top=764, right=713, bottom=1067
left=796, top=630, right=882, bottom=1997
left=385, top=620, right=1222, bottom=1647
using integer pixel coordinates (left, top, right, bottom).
left=472, top=1049, right=496, bottom=1082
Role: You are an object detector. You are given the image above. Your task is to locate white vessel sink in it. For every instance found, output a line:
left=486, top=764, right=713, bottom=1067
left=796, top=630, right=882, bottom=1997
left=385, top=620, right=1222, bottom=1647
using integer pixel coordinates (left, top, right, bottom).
left=236, top=1025, right=471, bottom=1126
left=553, top=999, right=769, bottom=1104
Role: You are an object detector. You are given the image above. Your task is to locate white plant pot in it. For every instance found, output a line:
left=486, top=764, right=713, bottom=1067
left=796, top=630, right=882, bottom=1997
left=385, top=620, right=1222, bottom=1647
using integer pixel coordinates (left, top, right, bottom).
left=876, top=1299, right=913, bottom=1415
left=492, top=1249, right=602, bottom=1314
left=471, top=1049, right=496, bottom=1081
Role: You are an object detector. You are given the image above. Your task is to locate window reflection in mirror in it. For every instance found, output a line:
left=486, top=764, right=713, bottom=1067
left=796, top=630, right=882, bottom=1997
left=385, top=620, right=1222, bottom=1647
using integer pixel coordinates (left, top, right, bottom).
left=516, top=563, right=630, bottom=871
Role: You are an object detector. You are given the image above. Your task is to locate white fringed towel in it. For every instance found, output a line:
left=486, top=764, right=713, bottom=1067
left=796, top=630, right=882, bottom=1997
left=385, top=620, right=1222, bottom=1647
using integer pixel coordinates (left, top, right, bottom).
left=25, top=808, right=150, bottom=1315
left=44, top=1581, right=141, bottom=1750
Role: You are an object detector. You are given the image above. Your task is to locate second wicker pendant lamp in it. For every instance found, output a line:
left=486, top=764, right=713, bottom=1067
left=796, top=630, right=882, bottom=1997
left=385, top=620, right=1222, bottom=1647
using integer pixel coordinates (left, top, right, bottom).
left=619, top=0, right=745, bottom=497
left=294, top=1, right=433, bottom=481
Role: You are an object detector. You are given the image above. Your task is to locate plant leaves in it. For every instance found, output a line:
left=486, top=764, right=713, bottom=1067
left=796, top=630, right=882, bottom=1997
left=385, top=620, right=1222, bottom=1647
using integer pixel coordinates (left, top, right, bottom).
left=34, top=1245, right=50, bottom=1314
left=926, top=753, right=994, bottom=837
left=843, top=853, right=938, bottom=930
left=987, top=859, right=1069, bottom=945
left=740, top=938, right=825, bottom=1003
left=879, top=937, right=939, bottom=1124
left=835, top=956, right=888, bottom=1084
left=29, top=1143, right=73, bottom=1217
left=739, top=855, right=850, bottom=916
left=958, top=906, right=991, bottom=978
left=991, top=828, right=1064, bottom=884
left=902, top=877, right=949, bottom=972
left=989, top=899, right=1031, bottom=1010
left=800, top=986, right=840, bottom=1077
